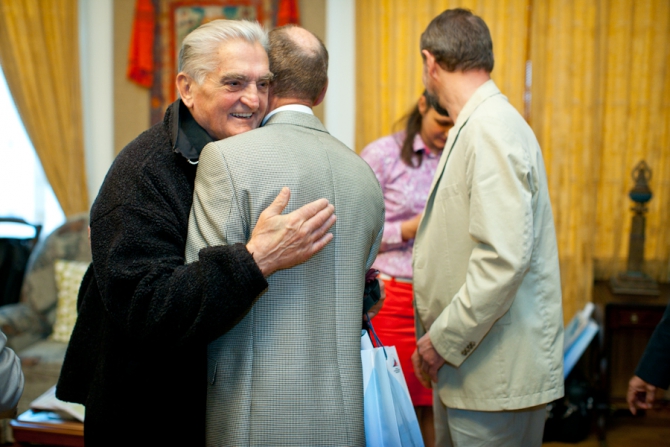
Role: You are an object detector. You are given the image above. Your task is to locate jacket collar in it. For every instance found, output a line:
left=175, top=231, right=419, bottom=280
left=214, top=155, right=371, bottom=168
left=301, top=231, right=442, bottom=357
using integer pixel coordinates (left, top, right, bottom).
left=427, top=80, right=504, bottom=195
left=449, top=79, right=502, bottom=145
left=169, top=99, right=214, bottom=163
left=262, top=109, right=328, bottom=134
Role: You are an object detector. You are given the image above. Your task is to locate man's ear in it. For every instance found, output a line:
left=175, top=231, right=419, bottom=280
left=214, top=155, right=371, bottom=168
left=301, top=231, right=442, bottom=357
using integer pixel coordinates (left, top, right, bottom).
left=417, top=94, right=429, bottom=116
left=422, top=50, right=438, bottom=80
left=313, top=79, right=328, bottom=107
left=176, top=73, right=195, bottom=107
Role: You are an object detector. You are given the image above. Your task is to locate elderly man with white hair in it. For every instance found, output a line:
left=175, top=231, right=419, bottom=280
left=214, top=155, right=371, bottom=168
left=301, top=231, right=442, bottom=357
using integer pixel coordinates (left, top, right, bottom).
left=56, top=20, right=335, bottom=446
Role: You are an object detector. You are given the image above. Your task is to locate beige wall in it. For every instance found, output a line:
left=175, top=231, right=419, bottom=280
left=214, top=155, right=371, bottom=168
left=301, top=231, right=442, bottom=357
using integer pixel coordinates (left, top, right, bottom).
left=113, top=0, right=326, bottom=154
left=298, top=0, right=326, bottom=122
left=113, top=0, right=150, bottom=155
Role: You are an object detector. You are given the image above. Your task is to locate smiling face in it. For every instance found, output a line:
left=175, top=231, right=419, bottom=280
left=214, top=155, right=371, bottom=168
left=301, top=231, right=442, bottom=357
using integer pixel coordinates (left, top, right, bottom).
left=177, top=39, right=271, bottom=141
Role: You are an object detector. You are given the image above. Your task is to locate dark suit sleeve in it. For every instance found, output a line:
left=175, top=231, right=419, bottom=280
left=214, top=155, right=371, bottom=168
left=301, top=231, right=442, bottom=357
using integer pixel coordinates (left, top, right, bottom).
left=635, top=301, right=670, bottom=389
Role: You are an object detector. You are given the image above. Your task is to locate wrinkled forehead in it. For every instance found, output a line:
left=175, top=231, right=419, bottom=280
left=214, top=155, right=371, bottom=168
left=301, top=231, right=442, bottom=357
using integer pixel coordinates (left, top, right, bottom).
left=212, top=39, right=269, bottom=72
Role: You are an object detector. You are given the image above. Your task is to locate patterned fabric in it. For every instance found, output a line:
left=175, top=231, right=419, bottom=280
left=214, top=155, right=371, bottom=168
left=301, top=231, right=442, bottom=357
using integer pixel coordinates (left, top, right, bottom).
left=360, top=132, right=441, bottom=278
left=50, top=260, right=88, bottom=343
left=186, top=111, right=385, bottom=446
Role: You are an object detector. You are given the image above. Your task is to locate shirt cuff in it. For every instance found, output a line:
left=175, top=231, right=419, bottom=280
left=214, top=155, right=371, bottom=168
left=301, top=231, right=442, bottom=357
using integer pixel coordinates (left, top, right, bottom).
left=381, top=221, right=404, bottom=251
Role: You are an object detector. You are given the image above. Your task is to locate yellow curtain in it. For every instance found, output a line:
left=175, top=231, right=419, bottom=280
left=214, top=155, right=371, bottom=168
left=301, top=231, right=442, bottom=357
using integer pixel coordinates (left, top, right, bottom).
left=356, top=0, right=530, bottom=152
left=356, top=0, right=670, bottom=323
left=529, top=0, right=602, bottom=321
left=531, top=0, right=670, bottom=320
left=0, top=0, right=88, bottom=217
left=591, top=0, right=670, bottom=282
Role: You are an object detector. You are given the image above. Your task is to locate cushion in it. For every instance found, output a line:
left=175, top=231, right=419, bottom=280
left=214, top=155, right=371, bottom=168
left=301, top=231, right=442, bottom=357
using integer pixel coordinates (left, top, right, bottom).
left=50, top=260, right=88, bottom=343
left=20, top=213, right=91, bottom=316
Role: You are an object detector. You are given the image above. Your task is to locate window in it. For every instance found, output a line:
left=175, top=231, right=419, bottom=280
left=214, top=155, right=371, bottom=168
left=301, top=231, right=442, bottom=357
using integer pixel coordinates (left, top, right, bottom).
left=0, top=67, right=65, bottom=239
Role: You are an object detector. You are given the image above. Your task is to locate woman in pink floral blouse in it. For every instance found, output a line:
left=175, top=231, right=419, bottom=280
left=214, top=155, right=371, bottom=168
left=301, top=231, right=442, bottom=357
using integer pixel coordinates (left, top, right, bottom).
left=361, top=91, right=453, bottom=446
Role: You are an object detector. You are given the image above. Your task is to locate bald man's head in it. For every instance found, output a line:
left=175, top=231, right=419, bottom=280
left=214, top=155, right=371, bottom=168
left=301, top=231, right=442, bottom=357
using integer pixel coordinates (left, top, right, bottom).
left=268, top=25, right=328, bottom=103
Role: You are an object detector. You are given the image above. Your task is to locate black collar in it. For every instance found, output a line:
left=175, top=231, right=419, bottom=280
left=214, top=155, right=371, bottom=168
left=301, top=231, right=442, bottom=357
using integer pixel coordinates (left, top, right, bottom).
left=170, top=100, right=213, bottom=163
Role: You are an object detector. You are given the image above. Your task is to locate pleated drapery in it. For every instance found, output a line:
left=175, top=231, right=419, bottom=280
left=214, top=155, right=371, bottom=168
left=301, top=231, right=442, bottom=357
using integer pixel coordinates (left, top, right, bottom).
left=0, top=0, right=88, bottom=217
left=356, top=0, right=670, bottom=322
left=355, top=0, right=530, bottom=152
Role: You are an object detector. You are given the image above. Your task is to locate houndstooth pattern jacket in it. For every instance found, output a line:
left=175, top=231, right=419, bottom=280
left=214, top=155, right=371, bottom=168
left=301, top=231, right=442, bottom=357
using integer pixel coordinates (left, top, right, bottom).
left=185, top=110, right=384, bottom=446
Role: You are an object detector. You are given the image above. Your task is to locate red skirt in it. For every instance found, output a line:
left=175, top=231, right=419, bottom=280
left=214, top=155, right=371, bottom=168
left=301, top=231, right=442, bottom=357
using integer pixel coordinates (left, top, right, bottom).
left=371, top=278, right=432, bottom=407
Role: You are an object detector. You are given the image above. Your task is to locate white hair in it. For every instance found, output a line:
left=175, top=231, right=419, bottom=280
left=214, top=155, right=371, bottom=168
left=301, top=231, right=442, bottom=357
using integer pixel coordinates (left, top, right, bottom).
left=178, top=19, right=268, bottom=85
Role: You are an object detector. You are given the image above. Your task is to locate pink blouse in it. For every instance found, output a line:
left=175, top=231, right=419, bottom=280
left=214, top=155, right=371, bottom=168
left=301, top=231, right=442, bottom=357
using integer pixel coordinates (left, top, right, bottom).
left=360, top=132, right=442, bottom=279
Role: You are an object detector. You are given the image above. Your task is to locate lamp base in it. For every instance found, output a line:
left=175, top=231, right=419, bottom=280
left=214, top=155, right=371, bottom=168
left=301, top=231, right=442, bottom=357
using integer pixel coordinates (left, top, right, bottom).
left=609, top=271, right=660, bottom=296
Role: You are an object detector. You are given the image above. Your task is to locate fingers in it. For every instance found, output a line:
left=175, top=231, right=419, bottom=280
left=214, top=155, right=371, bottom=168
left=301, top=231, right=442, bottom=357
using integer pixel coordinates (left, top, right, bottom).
left=291, top=197, right=331, bottom=223
left=411, top=350, right=427, bottom=387
left=263, top=187, right=291, bottom=217
left=309, top=210, right=337, bottom=241
left=421, top=360, right=436, bottom=383
left=310, top=231, right=334, bottom=256
left=627, top=376, right=655, bottom=415
left=366, top=295, right=384, bottom=320
left=411, top=349, right=432, bottom=389
left=627, top=384, right=638, bottom=415
left=298, top=203, right=336, bottom=237
left=645, top=384, right=657, bottom=408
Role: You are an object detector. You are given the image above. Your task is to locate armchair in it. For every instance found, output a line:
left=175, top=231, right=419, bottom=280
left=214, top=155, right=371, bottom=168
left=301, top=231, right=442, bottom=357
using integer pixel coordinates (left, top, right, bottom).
left=0, top=213, right=90, bottom=441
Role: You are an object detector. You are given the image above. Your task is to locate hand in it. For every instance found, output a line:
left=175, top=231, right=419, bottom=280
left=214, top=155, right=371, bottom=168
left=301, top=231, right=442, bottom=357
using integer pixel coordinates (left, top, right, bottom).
left=415, top=332, right=446, bottom=383
left=627, top=375, right=663, bottom=415
left=411, top=348, right=432, bottom=389
left=366, top=279, right=386, bottom=320
left=247, top=187, right=336, bottom=276
left=400, top=213, right=422, bottom=241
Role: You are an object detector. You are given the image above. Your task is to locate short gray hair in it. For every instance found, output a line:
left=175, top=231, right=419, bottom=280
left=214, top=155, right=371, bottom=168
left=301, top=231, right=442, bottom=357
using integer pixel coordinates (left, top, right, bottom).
left=178, top=19, right=269, bottom=85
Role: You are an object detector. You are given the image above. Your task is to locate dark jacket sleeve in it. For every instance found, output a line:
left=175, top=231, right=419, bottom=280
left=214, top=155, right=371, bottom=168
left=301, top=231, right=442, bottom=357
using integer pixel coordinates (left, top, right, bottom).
left=88, top=120, right=267, bottom=350
left=89, top=169, right=267, bottom=350
left=635, top=301, right=670, bottom=389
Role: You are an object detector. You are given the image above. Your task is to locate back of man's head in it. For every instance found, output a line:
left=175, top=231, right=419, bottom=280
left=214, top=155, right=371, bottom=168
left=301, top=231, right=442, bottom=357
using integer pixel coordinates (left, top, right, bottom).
left=420, top=8, right=494, bottom=73
left=268, top=25, right=328, bottom=103
left=179, top=19, right=268, bottom=85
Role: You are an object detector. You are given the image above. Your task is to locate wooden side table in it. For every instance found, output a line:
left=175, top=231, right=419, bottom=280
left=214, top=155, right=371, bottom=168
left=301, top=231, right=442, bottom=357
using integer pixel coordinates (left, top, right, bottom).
left=591, top=281, right=670, bottom=438
left=10, top=410, right=83, bottom=447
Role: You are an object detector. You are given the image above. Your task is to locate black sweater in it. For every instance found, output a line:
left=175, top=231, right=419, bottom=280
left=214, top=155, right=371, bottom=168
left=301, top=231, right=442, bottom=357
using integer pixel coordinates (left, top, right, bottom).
left=56, top=101, right=268, bottom=445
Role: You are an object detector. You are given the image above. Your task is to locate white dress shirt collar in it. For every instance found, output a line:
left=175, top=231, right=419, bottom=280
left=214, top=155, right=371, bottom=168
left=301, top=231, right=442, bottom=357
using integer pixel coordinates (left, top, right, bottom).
left=261, top=104, right=314, bottom=126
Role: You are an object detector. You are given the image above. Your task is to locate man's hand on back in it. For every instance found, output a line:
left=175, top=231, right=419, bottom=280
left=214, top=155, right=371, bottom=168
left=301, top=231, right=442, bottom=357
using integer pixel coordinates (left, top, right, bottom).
left=247, top=187, right=336, bottom=277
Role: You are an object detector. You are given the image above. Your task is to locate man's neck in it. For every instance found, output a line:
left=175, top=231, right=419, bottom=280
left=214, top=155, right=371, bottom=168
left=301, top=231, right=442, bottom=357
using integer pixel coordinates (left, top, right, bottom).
left=268, top=96, right=313, bottom=112
left=262, top=98, right=314, bottom=126
left=437, top=69, right=491, bottom=122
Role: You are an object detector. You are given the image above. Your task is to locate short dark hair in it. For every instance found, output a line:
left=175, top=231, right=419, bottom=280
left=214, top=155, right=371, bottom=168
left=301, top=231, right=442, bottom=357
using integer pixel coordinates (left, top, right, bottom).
left=420, top=8, right=494, bottom=73
left=268, top=25, right=328, bottom=102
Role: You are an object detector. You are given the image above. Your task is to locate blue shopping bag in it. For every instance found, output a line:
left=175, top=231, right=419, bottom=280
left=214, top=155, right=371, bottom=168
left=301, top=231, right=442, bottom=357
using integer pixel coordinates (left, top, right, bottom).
left=361, top=323, right=424, bottom=447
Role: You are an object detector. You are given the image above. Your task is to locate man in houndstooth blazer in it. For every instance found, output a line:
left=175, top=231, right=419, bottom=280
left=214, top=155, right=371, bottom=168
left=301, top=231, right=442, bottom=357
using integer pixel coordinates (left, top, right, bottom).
left=185, top=25, right=384, bottom=446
